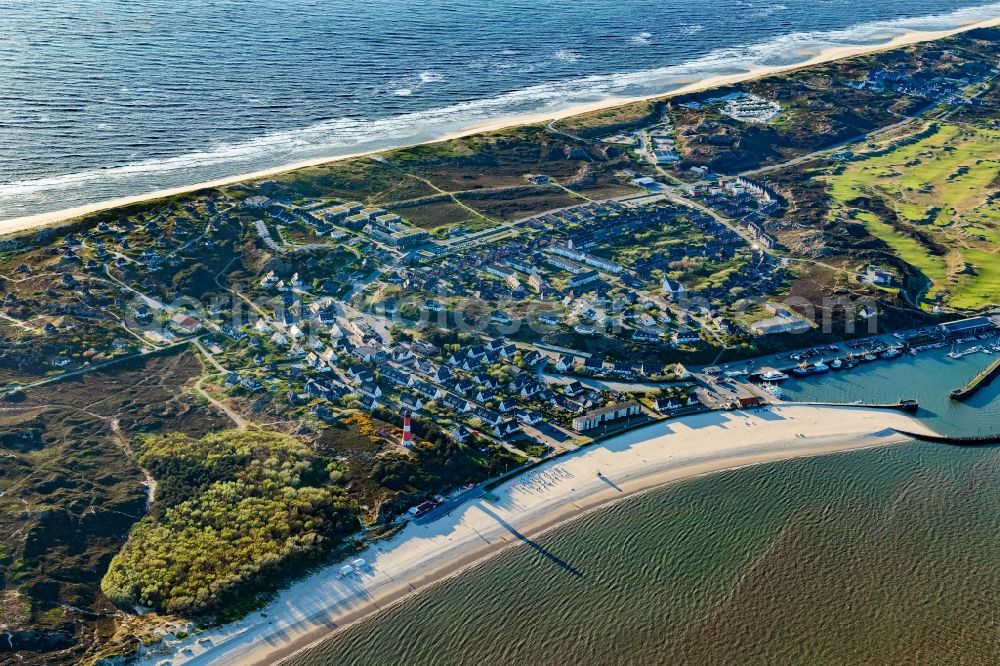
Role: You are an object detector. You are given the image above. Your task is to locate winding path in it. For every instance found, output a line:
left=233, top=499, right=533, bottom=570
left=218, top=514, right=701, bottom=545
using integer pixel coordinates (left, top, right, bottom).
left=191, top=339, right=250, bottom=430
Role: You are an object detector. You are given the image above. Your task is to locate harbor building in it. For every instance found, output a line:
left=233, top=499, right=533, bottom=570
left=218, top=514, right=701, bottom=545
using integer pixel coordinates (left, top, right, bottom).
left=939, top=316, right=995, bottom=338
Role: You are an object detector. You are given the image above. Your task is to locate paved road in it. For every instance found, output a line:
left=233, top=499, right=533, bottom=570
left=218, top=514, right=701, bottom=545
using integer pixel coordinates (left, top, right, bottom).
left=414, top=485, right=484, bottom=525
left=541, top=371, right=673, bottom=394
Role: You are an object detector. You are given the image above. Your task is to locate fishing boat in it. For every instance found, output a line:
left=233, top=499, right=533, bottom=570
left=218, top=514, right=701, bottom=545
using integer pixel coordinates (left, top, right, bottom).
left=793, top=361, right=828, bottom=376
left=830, top=358, right=844, bottom=370
left=881, top=346, right=902, bottom=359
left=762, top=383, right=785, bottom=399
left=862, top=353, right=877, bottom=362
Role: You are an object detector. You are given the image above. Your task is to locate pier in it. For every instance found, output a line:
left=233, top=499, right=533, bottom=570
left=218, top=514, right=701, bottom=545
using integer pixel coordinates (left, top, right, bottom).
left=949, top=357, right=1000, bottom=401
left=792, top=399, right=919, bottom=413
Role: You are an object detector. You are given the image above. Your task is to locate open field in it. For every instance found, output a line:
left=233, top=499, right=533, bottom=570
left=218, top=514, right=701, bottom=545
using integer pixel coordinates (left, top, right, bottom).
left=456, top=187, right=585, bottom=222
left=827, top=123, right=999, bottom=227
left=853, top=210, right=949, bottom=299
left=384, top=198, right=477, bottom=230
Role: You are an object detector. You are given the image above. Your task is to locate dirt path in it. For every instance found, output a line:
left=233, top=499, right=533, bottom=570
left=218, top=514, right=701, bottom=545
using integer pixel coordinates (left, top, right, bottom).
left=191, top=340, right=250, bottom=430
left=193, top=375, right=249, bottom=431
left=106, top=416, right=158, bottom=510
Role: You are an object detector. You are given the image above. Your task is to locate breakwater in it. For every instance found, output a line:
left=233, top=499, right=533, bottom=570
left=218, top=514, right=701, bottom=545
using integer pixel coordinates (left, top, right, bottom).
left=893, top=428, right=1000, bottom=446
left=950, top=357, right=1000, bottom=401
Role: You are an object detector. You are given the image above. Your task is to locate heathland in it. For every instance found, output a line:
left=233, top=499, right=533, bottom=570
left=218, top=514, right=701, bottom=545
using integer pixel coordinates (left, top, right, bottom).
left=0, top=24, right=998, bottom=666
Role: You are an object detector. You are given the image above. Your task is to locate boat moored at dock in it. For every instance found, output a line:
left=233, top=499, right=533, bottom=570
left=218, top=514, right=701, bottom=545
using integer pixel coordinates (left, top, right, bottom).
left=793, top=361, right=830, bottom=376
left=760, top=369, right=790, bottom=382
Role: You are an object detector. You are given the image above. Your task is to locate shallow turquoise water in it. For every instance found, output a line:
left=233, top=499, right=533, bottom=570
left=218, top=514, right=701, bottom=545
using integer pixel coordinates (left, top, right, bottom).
left=778, top=343, right=1000, bottom=435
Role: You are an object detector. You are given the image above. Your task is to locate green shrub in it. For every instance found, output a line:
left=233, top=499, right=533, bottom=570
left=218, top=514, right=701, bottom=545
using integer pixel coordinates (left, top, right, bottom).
left=101, top=430, right=358, bottom=615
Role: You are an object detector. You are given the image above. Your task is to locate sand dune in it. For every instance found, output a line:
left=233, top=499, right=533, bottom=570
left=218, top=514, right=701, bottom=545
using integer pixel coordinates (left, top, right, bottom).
left=135, top=404, right=937, bottom=666
left=3, top=17, right=999, bottom=239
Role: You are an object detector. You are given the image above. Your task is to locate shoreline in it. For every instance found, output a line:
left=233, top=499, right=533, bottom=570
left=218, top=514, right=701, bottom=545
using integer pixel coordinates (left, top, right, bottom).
left=137, top=404, right=938, bottom=666
left=4, top=17, right=1000, bottom=238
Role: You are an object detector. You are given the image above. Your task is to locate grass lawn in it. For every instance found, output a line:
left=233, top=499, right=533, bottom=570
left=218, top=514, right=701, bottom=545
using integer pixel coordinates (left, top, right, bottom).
left=853, top=211, right=948, bottom=297
left=949, top=248, right=1000, bottom=310
left=828, top=123, right=999, bottom=226
left=826, top=122, right=1000, bottom=309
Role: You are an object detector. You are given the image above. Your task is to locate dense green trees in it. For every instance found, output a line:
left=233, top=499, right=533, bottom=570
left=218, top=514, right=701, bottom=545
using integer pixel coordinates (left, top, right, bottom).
left=101, top=430, right=358, bottom=615
left=370, top=439, right=486, bottom=493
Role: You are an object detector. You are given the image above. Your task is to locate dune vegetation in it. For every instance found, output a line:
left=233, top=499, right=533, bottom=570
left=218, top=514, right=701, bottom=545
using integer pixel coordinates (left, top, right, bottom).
left=101, top=430, right=358, bottom=615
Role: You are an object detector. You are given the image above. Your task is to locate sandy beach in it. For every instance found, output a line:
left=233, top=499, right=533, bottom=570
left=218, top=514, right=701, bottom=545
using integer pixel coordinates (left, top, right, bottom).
left=135, top=404, right=938, bottom=666
left=4, top=17, right=999, bottom=240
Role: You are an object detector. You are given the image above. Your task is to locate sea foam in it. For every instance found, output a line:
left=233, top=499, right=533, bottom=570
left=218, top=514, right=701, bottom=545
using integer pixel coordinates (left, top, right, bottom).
left=1, top=1, right=998, bottom=220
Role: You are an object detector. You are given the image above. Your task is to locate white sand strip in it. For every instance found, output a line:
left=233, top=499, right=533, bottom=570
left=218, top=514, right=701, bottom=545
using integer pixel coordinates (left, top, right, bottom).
left=137, top=404, right=937, bottom=666
left=4, top=18, right=999, bottom=239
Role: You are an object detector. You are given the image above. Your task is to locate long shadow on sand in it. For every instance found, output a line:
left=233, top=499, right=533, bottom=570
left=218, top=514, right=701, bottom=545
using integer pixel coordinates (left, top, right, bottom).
left=677, top=411, right=732, bottom=429
left=478, top=504, right=583, bottom=578
left=598, top=474, right=623, bottom=492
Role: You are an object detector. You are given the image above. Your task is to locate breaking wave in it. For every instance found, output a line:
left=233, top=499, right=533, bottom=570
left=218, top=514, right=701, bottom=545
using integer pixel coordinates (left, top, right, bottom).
left=1, top=1, right=998, bottom=220
left=630, top=32, right=654, bottom=46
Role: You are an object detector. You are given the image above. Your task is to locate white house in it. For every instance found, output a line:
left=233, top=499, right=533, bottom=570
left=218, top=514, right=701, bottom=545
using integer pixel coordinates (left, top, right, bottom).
left=662, top=278, right=687, bottom=300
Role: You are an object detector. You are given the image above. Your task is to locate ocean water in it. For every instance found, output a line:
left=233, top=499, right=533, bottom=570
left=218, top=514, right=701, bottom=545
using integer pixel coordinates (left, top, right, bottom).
left=1, top=0, right=999, bottom=221
left=284, top=349, right=1000, bottom=666
left=286, top=443, right=1000, bottom=665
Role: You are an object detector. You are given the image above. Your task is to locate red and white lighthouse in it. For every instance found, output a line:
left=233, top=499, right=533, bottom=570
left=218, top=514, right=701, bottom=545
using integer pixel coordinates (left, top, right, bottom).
left=402, top=413, right=413, bottom=448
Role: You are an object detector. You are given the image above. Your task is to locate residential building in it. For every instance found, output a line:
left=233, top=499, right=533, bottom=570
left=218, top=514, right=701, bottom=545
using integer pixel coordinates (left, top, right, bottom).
left=672, top=328, right=701, bottom=346
left=572, top=400, right=642, bottom=432
left=568, top=270, right=600, bottom=290
left=662, top=278, right=687, bottom=300
left=170, top=313, right=202, bottom=333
